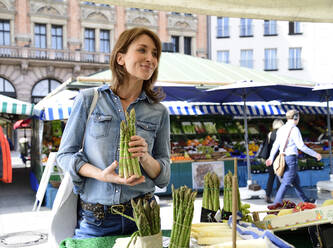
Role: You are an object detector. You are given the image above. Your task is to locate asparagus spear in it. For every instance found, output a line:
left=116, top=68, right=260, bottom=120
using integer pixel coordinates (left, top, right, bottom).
left=119, top=121, right=125, bottom=178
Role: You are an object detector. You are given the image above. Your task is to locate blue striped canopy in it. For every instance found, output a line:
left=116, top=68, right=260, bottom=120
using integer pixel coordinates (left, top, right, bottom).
left=39, top=100, right=331, bottom=121
left=163, top=102, right=331, bottom=116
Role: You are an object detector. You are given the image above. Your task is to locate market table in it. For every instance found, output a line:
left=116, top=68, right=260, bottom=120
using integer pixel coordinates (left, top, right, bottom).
left=59, top=230, right=171, bottom=248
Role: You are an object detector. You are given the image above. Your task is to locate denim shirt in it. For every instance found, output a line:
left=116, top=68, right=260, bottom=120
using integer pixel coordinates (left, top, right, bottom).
left=56, top=85, right=171, bottom=205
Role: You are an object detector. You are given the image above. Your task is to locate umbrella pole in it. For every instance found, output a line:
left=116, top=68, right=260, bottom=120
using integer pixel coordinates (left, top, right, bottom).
left=243, top=97, right=252, bottom=184
left=326, top=94, right=333, bottom=176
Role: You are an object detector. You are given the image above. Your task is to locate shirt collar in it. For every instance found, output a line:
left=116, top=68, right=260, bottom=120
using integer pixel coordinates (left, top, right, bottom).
left=98, top=85, right=153, bottom=103
left=286, top=120, right=296, bottom=127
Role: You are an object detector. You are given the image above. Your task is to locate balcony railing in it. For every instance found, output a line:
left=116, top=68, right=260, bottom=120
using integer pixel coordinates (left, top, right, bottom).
left=0, top=45, right=110, bottom=64
left=264, top=59, right=278, bottom=71
left=240, top=59, right=254, bottom=68
left=288, top=58, right=303, bottom=70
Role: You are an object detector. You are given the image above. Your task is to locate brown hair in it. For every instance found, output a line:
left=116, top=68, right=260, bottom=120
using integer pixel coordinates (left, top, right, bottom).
left=110, top=27, right=165, bottom=103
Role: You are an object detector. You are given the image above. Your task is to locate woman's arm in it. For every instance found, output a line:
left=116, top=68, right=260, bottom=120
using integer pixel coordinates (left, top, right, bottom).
left=128, top=107, right=171, bottom=188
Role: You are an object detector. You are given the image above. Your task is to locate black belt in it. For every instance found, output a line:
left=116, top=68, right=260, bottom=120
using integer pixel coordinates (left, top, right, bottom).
left=80, top=193, right=153, bottom=220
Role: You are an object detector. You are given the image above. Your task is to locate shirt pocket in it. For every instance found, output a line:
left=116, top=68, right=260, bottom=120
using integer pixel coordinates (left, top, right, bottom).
left=89, top=114, right=113, bottom=138
left=136, top=120, right=158, bottom=150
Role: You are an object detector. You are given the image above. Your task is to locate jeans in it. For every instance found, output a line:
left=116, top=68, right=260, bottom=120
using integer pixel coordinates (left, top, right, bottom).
left=266, top=163, right=281, bottom=197
left=73, top=205, right=138, bottom=239
left=273, top=155, right=309, bottom=204
left=74, top=196, right=155, bottom=239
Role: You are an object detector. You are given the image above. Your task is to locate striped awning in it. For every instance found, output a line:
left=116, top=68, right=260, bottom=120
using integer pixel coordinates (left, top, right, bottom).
left=39, top=100, right=332, bottom=121
left=162, top=101, right=332, bottom=116
left=0, top=94, right=34, bottom=116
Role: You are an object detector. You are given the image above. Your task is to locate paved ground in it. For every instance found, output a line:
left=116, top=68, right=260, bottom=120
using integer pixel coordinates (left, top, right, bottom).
left=1, top=155, right=332, bottom=247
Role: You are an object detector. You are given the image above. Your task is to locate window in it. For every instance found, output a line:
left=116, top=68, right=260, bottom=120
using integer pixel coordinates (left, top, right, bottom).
left=264, top=48, right=278, bottom=70
left=184, top=36, right=192, bottom=55
left=217, top=50, right=229, bottom=64
left=0, top=77, right=16, bottom=98
left=171, top=36, right=179, bottom=53
left=83, top=1, right=95, bottom=5
left=35, top=24, right=46, bottom=49
left=84, top=28, right=95, bottom=52
left=289, top=48, right=302, bottom=70
left=289, top=22, right=302, bottom=35
left=264, top=20, right=277, bottom=36
left=51, top=25, right=63, bottom=50
left=0, top=20, right=10, bottom=46
left=240, top=18, right=253, bottom=37
left=240, top=49, right=253, bottom=68
left=184, top=13, right=192, bottom=16
left=31, top=79, right=61, bottom=104
left=100, top=30, right=110, bottom=53
left=217, top=17, right=229, bottom=38
left=34, top=24, right=47, bottom=58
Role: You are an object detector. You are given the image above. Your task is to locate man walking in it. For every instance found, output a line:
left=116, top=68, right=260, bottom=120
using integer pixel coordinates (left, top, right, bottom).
left=266, top=110, right=322, bottom=204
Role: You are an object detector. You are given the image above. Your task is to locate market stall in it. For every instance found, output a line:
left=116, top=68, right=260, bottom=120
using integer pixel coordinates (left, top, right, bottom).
left=36, top=95, right=332, bottom=198
left=0, top=94, right=34, bottom=183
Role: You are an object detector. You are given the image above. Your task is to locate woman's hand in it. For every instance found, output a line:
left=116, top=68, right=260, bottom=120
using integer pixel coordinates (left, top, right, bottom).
left=128, top=135, right=149, bottom=163
left=266, top=159, right=272, bottom=166
left=100, top=161, right=145, bottom=186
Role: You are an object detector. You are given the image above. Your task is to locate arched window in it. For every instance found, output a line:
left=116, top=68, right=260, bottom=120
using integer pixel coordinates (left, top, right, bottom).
left=0, top=77, right=16, bottom=98
left=31, top=79, right=61, bottom=104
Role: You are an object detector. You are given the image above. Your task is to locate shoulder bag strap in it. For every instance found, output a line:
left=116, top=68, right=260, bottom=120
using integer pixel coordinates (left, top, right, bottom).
left=282, top=127, right=293, bottom=152
left=80, top=88, right=98, bottom=151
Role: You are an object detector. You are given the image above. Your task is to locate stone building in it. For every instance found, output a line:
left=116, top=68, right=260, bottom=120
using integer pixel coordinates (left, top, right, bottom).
left=0, top=0, right=207, bottom=104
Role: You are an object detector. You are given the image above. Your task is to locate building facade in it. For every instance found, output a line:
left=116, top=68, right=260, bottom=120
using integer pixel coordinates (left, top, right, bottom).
left=0, top=0, right=207, bottom=104
left=210, top=16, right=333, bottom=84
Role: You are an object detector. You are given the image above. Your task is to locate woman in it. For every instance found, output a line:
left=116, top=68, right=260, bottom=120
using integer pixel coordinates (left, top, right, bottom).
left=259, top=119, right=284, bottom=203
left=266, top=110, right=321, bottom=204
left=57, top=27, right=171, bottom=238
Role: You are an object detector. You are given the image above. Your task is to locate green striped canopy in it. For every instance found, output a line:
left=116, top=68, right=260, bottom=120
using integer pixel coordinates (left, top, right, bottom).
left=0, top=94, right=34, bottom=116
left=72, top=52, right=315, bottom=87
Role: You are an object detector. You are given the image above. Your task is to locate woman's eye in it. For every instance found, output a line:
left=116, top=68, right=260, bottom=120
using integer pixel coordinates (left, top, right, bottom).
left=152, top=52, right=157, bottom=57
left=138, top=48, right=146, bottom=53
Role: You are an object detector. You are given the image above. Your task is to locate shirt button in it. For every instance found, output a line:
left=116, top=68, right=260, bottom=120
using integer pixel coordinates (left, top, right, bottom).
left=118, top=109, right=121, bottom=112
left=116, top=190, right=119, bottom=193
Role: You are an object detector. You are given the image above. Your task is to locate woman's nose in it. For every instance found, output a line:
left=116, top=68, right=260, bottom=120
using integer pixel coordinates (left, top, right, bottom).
left=145, top=52, right=154, bottom=61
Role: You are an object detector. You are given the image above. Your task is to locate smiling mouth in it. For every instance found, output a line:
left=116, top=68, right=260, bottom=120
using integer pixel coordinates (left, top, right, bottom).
left=141, top=65, right=154, bottom=71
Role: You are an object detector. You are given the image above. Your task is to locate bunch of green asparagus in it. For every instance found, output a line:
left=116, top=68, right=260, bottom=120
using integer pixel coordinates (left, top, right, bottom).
left=131, top=198, right=161, bottom=236
left=119, top=108, right=142, bottom=179
left=223, top=171, right=241, bottom=213
left=169, top=185, right=197, bottom=248
left=202, top=172, right=220, bottom=211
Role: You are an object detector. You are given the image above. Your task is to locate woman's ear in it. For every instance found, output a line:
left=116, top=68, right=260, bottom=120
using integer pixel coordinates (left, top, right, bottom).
left=116, top=53, right=124, bottom=66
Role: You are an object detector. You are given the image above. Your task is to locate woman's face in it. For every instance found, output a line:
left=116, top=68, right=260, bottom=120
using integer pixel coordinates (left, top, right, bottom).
left=117, top=34, right=158, bottom=82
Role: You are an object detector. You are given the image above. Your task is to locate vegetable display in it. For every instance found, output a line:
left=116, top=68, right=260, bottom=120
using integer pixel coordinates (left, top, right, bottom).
left=223, top=171, right=240, bottom=213
left=119, top=108, right=142, bottom=179
left=169, top=185, right=197, bottom=248
left=202, top=172, right=220, bottom=211
left=191, top=222, right=242, bottom=245
left=131, top=199, right=161, bottom=236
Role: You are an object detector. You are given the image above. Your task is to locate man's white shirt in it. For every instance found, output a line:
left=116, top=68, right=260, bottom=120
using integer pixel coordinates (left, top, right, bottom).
left=269, top=120, right=318, bottom=161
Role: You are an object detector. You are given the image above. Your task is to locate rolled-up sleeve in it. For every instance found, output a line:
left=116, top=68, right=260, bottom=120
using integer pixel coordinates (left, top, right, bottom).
left=56, top=92, right=91, bottom=193
left=293, top=128, right=318, bottom=158
left=152, top=107, right=171, bottom=188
